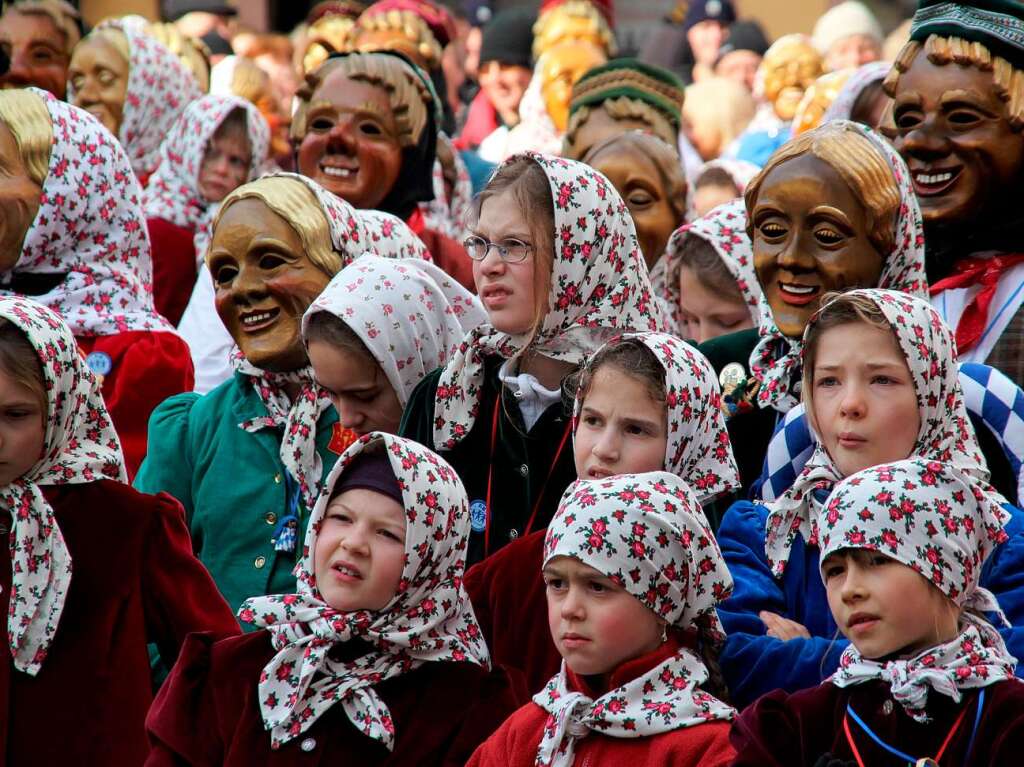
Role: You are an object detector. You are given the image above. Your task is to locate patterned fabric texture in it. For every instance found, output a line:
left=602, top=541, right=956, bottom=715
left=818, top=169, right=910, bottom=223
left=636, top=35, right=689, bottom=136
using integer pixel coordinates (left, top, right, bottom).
left=432, top=152, right=670, bottom=450
left=420, top=133, right=473, bottom=239
left=821, top=61, right=892, bottom=123
left=1, top=296, right=126, bottom=676
left=303, top=256, right=486, bottom=407
left=764, top=288, right=996, bottom=577
left=3, top=89, right=173, bottom=336
left=143, top=95, right=271, bottom=230
left=749, top=121, right=929, bottom=413
left=238, top=433, right=490, bottom=749
left=573, top=332, right=741, bottom=502
left=534, top=472, right=735, bottom=767
left=81, top=19, right=203, bottom=180
left=819, top=458, right=1016, bottom=721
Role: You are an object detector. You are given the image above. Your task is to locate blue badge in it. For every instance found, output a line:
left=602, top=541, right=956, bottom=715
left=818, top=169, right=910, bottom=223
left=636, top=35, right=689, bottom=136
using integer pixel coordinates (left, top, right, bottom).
left=469, top=500, right=487, bottom=534
left=85, top=351, right=113, bottom=377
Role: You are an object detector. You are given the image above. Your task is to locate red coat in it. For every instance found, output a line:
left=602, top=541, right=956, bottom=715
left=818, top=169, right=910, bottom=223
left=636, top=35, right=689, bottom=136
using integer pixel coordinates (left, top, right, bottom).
left=0, top=480, right=239, bottom=766
left=731, top=678, right=1024, bottom=766
left=406, top=208, right=476, bottom=293
left=453, top=91, right=500, bottom=151
left=77, top=330, right=195, bottom=479
left=147, top=217, right=199, bottom=326
left=146, top=629, right=521, bottom=766
left=465, top=529, right=561, bottom=694
left=467, top=638, right=736, bottom=767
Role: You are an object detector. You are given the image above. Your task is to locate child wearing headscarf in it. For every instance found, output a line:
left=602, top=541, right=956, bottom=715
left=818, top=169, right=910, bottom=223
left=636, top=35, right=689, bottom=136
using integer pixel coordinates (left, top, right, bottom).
left=400, top=153, right=670, bottom=566
left=146, top=433, right=518, bottom=765
left=302, top=255, right=486, bottom=442
left=144, top=95, right=271, bottom=325
left=732, top=458, right=1024, bottom=765
left=716, top=289, right=1024, bottom=708
left=468, top=472, right=737, bottom=766
left=466, top=332, right=740, bottom=693
left=0, top=88, right=194, bottom=478
left=0, top=296, right=237, bottom=764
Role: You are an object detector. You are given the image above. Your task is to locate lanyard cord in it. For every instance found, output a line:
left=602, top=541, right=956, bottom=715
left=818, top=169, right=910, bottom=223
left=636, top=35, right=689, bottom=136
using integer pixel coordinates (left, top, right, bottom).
left=842, top=689, right=984, bottom=767
left=483, top=394, right=572, bottom=556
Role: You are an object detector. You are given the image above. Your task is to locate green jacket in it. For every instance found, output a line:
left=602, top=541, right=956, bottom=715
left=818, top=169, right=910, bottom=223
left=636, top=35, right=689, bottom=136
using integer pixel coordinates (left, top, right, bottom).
left=134, top=372, right=341, bottom=618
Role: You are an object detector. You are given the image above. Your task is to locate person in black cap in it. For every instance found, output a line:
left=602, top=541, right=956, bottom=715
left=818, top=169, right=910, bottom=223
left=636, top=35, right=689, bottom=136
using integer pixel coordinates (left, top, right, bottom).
left=685, top=0, right=737, bottom=82
left=714, top=19, right=769, bottom=92
left=165, top=0, right=235, bottom=43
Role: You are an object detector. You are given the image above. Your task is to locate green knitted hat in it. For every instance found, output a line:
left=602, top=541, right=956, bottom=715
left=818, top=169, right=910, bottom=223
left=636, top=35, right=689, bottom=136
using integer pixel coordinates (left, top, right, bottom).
left=910, top=0, right=1024, bottom=67
left=568, top=58, right=685, bottom=131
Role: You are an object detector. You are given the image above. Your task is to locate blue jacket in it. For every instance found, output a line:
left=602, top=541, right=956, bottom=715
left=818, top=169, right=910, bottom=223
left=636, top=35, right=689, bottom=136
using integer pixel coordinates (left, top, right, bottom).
left=718, top=500, right=1024, bottom=709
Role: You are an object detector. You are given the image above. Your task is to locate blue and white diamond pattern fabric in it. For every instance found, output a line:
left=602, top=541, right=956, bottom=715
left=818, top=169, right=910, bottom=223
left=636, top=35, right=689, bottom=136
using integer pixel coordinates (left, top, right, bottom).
left=759, top=405, right=814, bottom=502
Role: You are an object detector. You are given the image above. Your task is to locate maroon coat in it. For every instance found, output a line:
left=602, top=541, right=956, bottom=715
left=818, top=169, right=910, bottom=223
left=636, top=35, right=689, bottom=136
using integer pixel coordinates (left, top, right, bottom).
left=146, top=629, right=521, bottom=766
left=465, top=529, right=561, bottom=694
left=147, top=217, right=199, bottom=326
left=1, top=480, right=239, bottom=766
left=731, top=678, right=1024, bottom=765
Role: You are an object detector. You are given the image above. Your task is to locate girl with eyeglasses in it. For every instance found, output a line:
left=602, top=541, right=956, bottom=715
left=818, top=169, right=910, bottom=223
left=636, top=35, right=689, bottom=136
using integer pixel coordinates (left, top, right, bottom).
left=399, top=152, right=669, bottom=566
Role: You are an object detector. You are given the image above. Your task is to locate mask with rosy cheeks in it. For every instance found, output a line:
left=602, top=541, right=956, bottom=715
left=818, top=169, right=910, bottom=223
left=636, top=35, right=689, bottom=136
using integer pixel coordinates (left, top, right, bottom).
left=891, top=51, right=1024, bottom=236
left=751, top=154, right=884, bottom=338
left=0, top=121, right=41, bottom=272
left=0, top=10, right=71, bottom=99
left=540, top=40, right=607, bottom=133
left=209, top=198, right=333, bottom=371
left=67, top=33, right=129, bottom=137
left=297, top=70, right=404, bottom=211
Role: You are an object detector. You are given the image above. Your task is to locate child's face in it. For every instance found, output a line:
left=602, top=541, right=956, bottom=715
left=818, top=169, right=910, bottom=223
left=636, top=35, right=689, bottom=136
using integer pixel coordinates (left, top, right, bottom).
left=574, top=365, right=667, bottom=480
left=544, top=555, right=665, bottom=676
left=0, top=368, right=44, bottom=485
left=810, top=322, right=919, bottom=477
left=824, top=549, right=960, bottom=659
left=313, top=487, right=407, bottom=612
left=307, top=340, right=403, bottom=436
left=198, top=131, right=252, bottom=203
left=472, top=190, right=546, bottom=336
left=676, top=264, right=754, bottom=344
left=692, top=181, right=739, bottom=219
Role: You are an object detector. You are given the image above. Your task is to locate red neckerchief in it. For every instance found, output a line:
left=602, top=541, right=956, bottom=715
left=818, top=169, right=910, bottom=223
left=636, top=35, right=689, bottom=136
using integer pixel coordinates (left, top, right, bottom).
left=929, top=254, right=1024, bottom=353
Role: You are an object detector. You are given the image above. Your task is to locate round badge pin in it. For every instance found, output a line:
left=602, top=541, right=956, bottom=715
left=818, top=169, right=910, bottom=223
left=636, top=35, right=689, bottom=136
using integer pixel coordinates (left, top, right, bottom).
left=85, top=351, right=113, bottom=377
left=469, top=500, right=487, bottom=534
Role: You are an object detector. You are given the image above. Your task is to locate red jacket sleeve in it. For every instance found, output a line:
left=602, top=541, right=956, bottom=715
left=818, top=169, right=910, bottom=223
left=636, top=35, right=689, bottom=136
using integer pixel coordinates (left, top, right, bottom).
left=147, top=217, right=199, bottom=326
left=142, top=493, right=240, bottom=670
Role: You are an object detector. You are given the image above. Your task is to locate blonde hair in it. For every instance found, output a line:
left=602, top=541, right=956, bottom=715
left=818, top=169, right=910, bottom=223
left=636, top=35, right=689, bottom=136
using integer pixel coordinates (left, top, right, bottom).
left=683, top=77, right=756, bottom=157
left=744, top=122, right=900, bottom=256
left=292, top=52, right=430, bottom=146
left=884, top=34, right=1024, bottom=130
left=564, top=96, right=678, bottom=158
left=81, top=26, right=130, bottom=66
left=212, top=177, right=342, bottom=276
left=145, top=22, right=210, bottom=92
left=354, top=8, right=442, bottom=67
left=0, top=89, right=53, bottom=186
left=7, top=0, right=80, bottom=55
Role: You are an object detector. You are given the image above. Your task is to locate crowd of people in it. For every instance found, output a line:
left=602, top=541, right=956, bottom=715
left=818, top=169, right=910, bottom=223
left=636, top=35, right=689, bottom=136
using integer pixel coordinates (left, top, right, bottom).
left=3, top=0, right=1024, bottom=763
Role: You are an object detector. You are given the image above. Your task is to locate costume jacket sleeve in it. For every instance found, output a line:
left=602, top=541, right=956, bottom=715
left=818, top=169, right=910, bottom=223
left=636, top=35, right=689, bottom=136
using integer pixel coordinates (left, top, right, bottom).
left=981, top=503, right=1024, bottom=666
left=134, top=392, right=201, bottom=522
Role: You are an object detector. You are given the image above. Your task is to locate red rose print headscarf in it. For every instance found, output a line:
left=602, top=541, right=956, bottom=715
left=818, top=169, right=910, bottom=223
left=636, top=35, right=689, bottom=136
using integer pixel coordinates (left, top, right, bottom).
left=238, top=433, right=490, bottom=749
left=534, top=472, right=735, bottom=767
left=573, top=332, right=740, bottom=502
left=749, top=121, right=928, bottom=413
left=2, top=89, right=173, bottom=337
left=227, top=173, right=431, bottom=517
left=662, top=199, right=760, bottom=336
left=143, top=94, right=271, bottom=230
left=76, top=19, right=203, bottom=182
left=764, top=288, right=995, bottom=577
left=303, top=256, right=486, bottom=408
left=1, top=296, right=125, bottom=677
left=819, top=458, right=1015, bottom=721
left=433, top=152, right=671, bottom=450
left=420, top=133, right=473, bottom=240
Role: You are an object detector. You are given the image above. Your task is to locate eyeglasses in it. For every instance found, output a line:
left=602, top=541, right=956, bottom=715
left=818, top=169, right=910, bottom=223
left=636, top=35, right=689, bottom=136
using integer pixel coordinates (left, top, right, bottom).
left=463, top=234, right=534, bottom=263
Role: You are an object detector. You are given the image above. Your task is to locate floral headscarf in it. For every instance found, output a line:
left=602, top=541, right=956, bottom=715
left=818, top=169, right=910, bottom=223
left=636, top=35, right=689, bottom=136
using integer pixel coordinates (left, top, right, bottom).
left=238, top=433, right=490, bottom=749
left=821, top=61, right=892, bottom=124
left=749, top=121, right=928, bottom=413
left=534, top=473, right=735, bottom=767
left=764, top=288, right=994, bottom=577
left=143, top=95, right=271, bottom=230
left=303, top=256, right=486, bottom=407
left=573, top=332, right=740, bottom=502
left=1, top=296, right=125, bottom=677
left=3, top=89, right=173, bottom=337
left=420, top=133, right=473, bottom=239
left=77, top=19, right=203, bottom=181
left=503, top=69, right=563, bottom=157
left=433, top=153, right=670, bottom=449
left=229, top=174, right=430, bottom=520
left=819, top=459, right=1015, bottom=721
left=662, top=199, right=760, bottom=335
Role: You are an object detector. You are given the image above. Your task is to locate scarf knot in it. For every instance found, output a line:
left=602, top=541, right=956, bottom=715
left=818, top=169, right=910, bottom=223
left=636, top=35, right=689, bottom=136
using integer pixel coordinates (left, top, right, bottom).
left=929, top=253, right=1024, bottom=353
